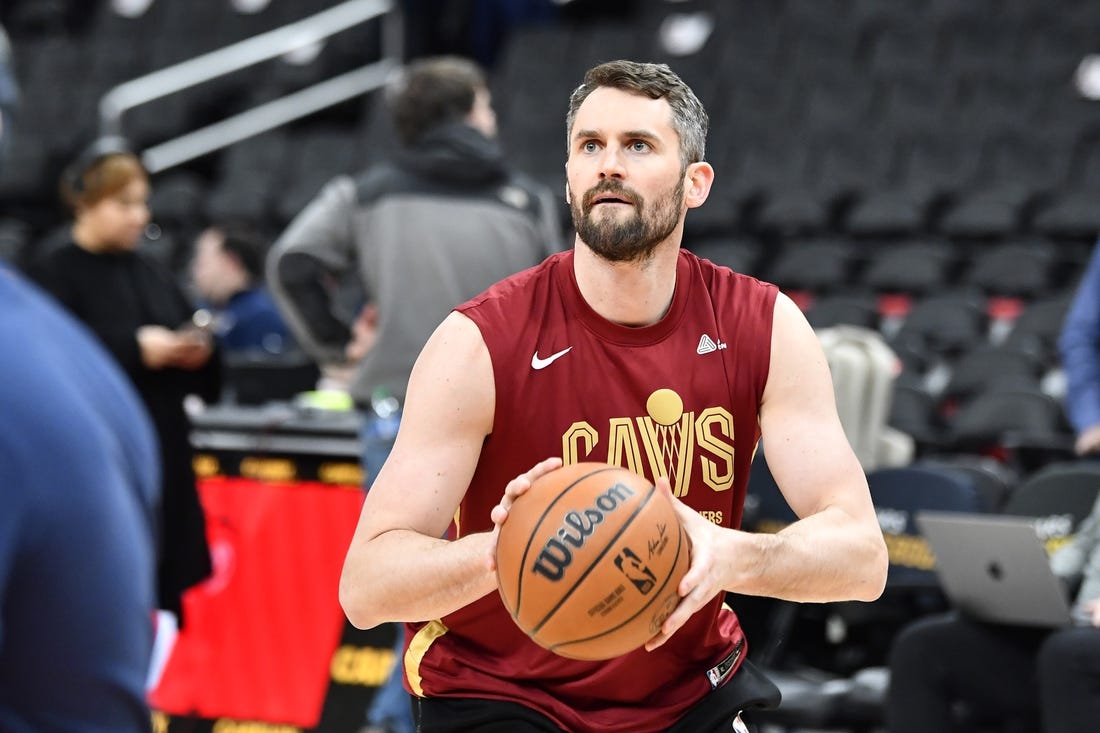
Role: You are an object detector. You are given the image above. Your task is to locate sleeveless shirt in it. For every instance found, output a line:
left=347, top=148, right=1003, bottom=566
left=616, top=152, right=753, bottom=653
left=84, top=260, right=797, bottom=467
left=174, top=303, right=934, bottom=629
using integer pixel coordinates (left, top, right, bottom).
left=405, top=249, right=778, bottom=733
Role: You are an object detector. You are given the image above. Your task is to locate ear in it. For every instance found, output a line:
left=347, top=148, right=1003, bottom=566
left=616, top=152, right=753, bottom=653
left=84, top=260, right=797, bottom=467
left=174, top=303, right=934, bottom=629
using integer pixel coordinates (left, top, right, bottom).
left=564, top=181, right=571, bottom=205
left=683, top=161, right=715, bottom=209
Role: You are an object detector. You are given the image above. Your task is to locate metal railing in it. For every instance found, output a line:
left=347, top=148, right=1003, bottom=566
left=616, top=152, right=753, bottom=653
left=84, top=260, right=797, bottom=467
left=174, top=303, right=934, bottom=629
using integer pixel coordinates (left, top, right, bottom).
left=98, top=0, right=401, bottom=174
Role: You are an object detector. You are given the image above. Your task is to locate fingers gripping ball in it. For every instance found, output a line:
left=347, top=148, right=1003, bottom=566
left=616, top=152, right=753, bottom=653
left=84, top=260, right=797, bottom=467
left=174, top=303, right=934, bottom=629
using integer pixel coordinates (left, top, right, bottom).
left=496, top=462, right=689, bottom=660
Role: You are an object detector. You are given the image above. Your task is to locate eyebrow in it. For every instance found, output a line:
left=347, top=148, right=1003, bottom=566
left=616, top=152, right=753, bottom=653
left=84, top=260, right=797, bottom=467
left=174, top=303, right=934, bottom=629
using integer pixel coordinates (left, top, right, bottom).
left=573, top=129, right=662, bottom=144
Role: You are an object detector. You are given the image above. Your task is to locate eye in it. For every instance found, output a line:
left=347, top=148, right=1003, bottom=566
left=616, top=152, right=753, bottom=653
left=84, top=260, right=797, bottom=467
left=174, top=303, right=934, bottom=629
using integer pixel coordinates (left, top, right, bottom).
left=581, top=141, right=600, bottom=153
left=629, top=140, right=651, bottom=153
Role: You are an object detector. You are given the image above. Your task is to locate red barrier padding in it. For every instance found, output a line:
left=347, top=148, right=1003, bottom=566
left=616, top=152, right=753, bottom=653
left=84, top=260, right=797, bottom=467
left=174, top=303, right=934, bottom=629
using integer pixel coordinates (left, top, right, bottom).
left=150, top=475, right=363, bottom=727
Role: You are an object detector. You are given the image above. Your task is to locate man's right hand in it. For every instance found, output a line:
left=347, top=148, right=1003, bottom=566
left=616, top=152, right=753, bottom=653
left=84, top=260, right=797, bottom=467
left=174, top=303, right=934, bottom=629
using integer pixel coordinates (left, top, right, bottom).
left=488, top=457, right=563, bottom=571
left=137, top=325, right=212, bottom=370
left=345, top=303, right=379, bottom=363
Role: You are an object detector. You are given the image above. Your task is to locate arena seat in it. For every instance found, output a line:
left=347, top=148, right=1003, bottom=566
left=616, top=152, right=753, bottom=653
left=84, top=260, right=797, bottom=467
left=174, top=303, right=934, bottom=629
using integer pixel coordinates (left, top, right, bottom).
left=891, top=291, right=989, bottom=358
left=804, top=292, right=881, bottom=331
left=888, top=382, right=947, bottom=454
left=941, top=344, right=1047, bottom=404
left=764, top=237, right=861, bottom=295
left=946, top=385, right=1075, bottom=472
left=1001, top=461, right=1100, bottom=527
left=860, top=238, right=959, bottom=296
left=960, top=238, right=1060, bottom=300
left=1002, top=294, right=1074, bottom=364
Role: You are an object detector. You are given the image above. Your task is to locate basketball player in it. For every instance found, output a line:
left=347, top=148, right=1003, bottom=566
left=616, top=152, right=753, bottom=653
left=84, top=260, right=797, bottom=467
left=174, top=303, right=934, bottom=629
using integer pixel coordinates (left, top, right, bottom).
left=339, top=60, right=888, bottom=732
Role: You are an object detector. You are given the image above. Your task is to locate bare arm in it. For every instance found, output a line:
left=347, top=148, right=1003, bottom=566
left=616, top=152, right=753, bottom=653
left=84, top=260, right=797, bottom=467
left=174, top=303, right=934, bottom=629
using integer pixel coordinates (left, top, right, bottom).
left=648, top=293, right=887, bottom=648
left=338, top=312, right=562, bottom=629
left=742, top=293, right=888, bottom=601
left=338, top=311, right=491, bottom=629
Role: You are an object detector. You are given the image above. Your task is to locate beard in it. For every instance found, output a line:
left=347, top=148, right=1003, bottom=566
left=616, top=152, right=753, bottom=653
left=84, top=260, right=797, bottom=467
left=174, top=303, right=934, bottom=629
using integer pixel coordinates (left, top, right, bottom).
left=570, top=177, right=684, bottom=264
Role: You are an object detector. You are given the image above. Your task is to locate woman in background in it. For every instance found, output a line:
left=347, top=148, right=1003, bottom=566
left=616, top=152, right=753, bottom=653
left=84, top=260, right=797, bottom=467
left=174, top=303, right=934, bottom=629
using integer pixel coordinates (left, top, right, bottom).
left=27, top=138, right=219, bottom=627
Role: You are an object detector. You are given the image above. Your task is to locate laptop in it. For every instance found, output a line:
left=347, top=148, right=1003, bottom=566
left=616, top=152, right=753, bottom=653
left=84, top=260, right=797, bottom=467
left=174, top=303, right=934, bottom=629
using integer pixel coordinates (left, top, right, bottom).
left=915, top=511, right=1089, bottom=628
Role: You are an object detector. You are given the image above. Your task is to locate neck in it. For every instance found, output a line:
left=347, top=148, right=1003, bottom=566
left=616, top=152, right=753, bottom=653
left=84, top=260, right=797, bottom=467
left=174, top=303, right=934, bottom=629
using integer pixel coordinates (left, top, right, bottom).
left=572, top=238, right=680, bottom=327
left=213, top=275, right=251, bottom=306
left=71, top=221, right=110, bottom=254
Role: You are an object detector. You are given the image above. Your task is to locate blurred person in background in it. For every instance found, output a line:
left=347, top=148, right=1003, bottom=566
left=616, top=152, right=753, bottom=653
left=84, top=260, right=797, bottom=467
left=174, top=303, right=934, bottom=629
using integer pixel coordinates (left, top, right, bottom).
left=268, top=54, right=560, bottom=733
left=0, top=263, right=159, bottom=732
left=887, top=493, right=1100, bottom=732
left=1059, top=240, right=1100, bottom=456
left=25, top=138, right=220, bottom=630
left=189, top=222, right=295, bottom=356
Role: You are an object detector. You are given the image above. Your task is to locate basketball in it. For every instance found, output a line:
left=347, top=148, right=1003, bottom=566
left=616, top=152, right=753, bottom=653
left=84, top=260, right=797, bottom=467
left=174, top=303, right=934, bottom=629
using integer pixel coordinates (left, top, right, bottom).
left=495, top=462, right=690, bottom=660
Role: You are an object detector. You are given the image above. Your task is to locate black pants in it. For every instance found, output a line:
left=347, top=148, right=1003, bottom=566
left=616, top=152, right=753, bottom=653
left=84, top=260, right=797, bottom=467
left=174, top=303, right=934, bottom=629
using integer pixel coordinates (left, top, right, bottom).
left=1037, top=626, right=1100, bottom=733
left=887, top=612, right=1100, bottom=733
left=414, top=659, right=781, bottom=733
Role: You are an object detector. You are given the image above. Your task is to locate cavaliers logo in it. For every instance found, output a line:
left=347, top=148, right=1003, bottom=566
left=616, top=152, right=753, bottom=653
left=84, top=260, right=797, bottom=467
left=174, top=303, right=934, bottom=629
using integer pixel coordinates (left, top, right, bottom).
left=562, top=388, right=736, bottom=497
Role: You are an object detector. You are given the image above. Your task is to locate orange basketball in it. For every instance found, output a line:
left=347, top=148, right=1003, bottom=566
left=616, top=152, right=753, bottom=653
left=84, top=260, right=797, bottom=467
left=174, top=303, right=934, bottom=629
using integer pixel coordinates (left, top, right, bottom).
left=495, top=462, right=690, bottom=660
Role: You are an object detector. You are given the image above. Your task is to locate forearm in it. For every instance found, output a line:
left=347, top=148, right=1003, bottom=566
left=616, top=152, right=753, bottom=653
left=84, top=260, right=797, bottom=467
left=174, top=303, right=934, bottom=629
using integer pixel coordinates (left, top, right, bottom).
left=340, top=528, right=498, bottom=629
left=267, top=177, right=358, bottom=363
left=729, top=506, right=887, bottom=603
left=268, top=251, right=351, bottom=363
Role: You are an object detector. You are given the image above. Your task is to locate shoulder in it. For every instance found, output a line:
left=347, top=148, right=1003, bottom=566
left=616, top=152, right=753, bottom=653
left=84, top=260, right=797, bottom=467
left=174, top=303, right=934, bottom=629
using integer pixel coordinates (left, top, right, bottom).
left=497, top=170, right=558, bottom=220
left=287, top=173, right=359, bottom=215
left=231, top=286, right=277, bottom=311
left=0, top=270, right=147, bottom=442
left=353, top=165, right=406, bottom=206
left=24, top=240, right=79, bottom=277
left=686, top=249, right=773, bottom=287
left=231, top=289, right=288, bottom=327
left=411, top=311, right=494, bottom=405
left=682, top=249, right=778, bottom=311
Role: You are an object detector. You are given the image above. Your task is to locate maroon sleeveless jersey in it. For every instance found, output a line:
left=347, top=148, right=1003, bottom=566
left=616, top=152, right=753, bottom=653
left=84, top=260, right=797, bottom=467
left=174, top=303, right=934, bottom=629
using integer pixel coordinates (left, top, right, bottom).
left=404, top=249, right=778, bottom=732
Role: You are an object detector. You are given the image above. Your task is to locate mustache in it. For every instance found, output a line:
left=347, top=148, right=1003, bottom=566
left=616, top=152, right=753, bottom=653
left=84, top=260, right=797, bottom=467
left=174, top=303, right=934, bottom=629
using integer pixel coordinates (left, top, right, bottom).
left=582, top=181, right=640, bottom=209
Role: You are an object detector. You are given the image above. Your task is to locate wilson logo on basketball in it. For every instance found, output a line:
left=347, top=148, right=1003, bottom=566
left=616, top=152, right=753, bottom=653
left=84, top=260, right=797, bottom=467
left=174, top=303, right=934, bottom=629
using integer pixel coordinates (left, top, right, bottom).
left=530, top=482, right=636, bottom=581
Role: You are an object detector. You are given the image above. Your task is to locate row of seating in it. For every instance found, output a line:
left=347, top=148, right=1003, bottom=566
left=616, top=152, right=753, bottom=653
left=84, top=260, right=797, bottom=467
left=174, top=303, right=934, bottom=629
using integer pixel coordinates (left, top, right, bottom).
left=696, top=236, right=1092, bottom=302
left=0, top=0, right=377, bottom=219
left=8, top=0, right=1100, bottom=244
left=493, top=0, right=1100, bottom=239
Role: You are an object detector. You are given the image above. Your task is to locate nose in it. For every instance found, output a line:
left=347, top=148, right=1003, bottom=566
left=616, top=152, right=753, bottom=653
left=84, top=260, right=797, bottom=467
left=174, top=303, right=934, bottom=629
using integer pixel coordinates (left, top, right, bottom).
left=597, top=145, right=626, bottom=180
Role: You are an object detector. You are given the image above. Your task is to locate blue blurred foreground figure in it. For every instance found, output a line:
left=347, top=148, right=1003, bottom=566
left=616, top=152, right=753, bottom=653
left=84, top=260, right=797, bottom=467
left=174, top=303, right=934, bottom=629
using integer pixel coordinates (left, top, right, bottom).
left=0, top=265, right=159, bottom=733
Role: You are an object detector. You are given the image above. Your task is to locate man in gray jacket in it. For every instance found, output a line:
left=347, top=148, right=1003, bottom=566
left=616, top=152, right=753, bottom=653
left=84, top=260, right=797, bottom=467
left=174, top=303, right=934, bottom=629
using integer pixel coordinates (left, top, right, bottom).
left=267, top=55, right=560, bottom=733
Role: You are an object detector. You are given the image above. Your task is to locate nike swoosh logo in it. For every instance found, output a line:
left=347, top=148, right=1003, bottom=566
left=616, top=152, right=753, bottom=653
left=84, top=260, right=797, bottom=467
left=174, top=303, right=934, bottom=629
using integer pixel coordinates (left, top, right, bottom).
left=531, top=346, right=572, bottom=370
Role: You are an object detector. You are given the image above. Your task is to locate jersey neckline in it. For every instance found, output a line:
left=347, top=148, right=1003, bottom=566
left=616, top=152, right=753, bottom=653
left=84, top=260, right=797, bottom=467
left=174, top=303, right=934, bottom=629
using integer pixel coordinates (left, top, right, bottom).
left=553, top=248, right=694, bottom=346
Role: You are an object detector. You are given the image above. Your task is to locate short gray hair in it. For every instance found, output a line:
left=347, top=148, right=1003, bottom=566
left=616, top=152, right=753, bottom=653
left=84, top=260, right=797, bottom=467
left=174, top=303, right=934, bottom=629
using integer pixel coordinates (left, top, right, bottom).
left=566, top=60, right=708, bottom=166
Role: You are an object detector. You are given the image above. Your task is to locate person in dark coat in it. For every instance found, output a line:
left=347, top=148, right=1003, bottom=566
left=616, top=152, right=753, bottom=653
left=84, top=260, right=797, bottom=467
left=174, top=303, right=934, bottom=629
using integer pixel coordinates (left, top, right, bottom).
left=26, top=137, right=219, bottom=625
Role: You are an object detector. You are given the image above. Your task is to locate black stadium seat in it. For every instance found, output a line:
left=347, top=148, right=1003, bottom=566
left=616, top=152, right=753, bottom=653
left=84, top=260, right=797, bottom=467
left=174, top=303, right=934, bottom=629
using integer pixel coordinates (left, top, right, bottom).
left=946, top=384, right=1074, bottom=469
left=804, top=292, right=881, bottom=331
left=861, top=238, right=959, bottom=296
left=961, top=238, right=1060, bottom=300
left=765, top=237, right=861, bottom=295
left=891, top=291, right=989, bottom=358
left=941, top=344, right=1046, bottom=403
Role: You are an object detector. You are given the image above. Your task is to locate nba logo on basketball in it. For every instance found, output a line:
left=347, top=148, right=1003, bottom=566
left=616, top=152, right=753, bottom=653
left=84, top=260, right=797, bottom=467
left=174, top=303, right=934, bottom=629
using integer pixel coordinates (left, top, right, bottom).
left=614, top=547, right=656, bottom=594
